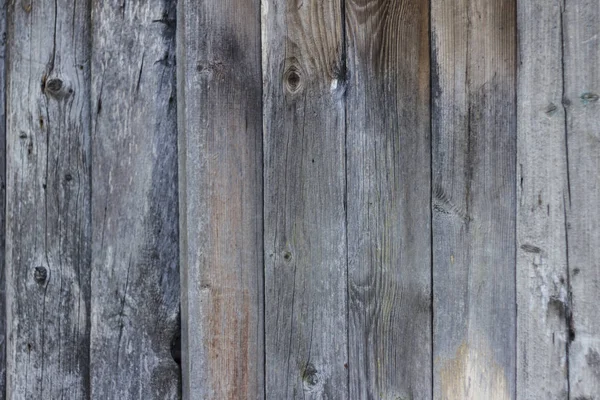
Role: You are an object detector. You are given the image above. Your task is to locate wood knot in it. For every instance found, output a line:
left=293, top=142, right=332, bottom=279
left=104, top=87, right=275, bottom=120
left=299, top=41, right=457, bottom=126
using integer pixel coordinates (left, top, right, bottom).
left=284, top=66, right=303, bottom=94
left=283, top=251, right=292, bottom=261
left=581, top=92, right=599, bottom=104
left=44, top=77, right=73, bottom=99
left=34, top=266, right=47, bottom=284
left=302, top=363, right=318, bottom=386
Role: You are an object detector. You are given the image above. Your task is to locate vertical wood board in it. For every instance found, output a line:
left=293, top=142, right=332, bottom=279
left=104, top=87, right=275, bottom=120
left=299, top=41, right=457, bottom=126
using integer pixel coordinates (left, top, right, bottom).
left=262, top=0, right=348, bottom=397
left=563, top=0, right=600, bottom=397
left=516, top=0, right=570, bottom=397
left=5, top=0, right=92, bottom=398
left=177, top=0, right=265, bottom=397
left=345, top=0, right=432, bottom=398
left=431, top=0, right=517, bottom=398
left=90, top=0, right=181, bottom=398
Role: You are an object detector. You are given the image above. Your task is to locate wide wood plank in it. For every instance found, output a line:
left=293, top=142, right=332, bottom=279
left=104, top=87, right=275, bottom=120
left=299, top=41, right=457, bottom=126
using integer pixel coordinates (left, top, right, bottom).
left=262, top=0, right=347, bottom=397
left=177, top=0, right=264, bottom=397
left=345, top=0, right=431, bottom=398
left=516, top=1, right=570, bottom=398
left=90, top=1, right=180, bottom=398
left=5, top=0, right=92, bottom=398
left=563, top=0, right=600, bottom=397
left=0, top=0, right=6, bottom=395
left=431, top=0, right=516, bottom=398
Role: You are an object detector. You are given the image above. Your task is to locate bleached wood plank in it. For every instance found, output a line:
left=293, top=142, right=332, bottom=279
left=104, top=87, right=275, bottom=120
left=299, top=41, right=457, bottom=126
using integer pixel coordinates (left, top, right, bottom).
left=90, top=1, right=181, bottom=398
left=5, top=0, right=92, bottom=398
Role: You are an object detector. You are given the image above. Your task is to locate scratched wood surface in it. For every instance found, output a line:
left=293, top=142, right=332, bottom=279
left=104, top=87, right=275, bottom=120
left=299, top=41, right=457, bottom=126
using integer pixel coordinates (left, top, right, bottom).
left=563, top=0, right=600, bottom=397
left=5, top=0, right=92, bottom=398
left=516, top=0, right=570, bottom=398
left=90, top=0, right=180, bottom=398
left=176, top=0, right=264, bottom=397
left=431, top=0, right=517, bottom=398
left=345, top=0, right=431, bottom=398
left=261, top=0, right=348, bottom=398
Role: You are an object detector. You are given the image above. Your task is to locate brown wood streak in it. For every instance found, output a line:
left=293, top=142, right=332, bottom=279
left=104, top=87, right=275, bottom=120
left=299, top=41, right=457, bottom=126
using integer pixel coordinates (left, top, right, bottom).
left=431, top=0, right=516, bottom=398
left=177, top=0, right=264, bottom=396
left=345, top=0, right=431, bottom=398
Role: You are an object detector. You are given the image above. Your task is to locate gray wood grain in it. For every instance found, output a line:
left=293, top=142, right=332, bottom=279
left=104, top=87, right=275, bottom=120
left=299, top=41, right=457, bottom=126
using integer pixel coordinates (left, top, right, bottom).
left=563, top=0, right=600, bottom=397
left=345, top=0, right=431, bottom=398
left=0, top=0, right=6, bottom=395
left=177, top=0, right=264, bottom=397
left=516, top=1, right=570, bottom=398
left=431, top=1, right=517, bottom=398
left=90, top=0, right=180, bottom=398
left=5, top=0, right=92, bottom=398
left=262, top=0, right=347, bottom=397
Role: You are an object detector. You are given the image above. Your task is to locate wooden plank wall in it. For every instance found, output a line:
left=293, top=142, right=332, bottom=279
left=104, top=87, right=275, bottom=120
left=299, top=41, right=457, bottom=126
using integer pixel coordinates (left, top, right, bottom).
left=1, top=0, right=599, bottom=399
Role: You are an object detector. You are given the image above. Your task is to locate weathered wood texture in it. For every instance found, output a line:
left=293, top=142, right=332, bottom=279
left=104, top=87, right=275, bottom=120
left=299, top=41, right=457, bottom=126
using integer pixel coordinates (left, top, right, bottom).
left=431, top=0, right=517, bottom=398
left=0, top=0, right=6, bottom=396
left=5, top=0, right=92, bottom=398
left=563, top=0, right=600, bottom=397
left=90, top=0, right=180, bottom=398
left=345, top=0, right=431, bottom=398
left=262, top=0, right=347, bottom=398
left=177, top=0, right=264, bottom=397
left=516, top=1, right=569, bottom=398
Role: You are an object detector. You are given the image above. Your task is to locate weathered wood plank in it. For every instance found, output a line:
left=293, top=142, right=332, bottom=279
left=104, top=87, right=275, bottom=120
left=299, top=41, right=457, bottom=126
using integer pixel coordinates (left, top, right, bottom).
left=0, top=0, right=6, bottom=395
left=262, top=0, right=347, bottom=397
left=90, top=1, right=180, bottom=398
left=563, top=0, right=600, bottom=397
left=345, top=0, right=431, bottom=398
left=431, top=0, right=517, bottom=398
left=177, top=0, right=264, bottom=397
left=5, top=0, right=92, bottom=398
left=516, top=1, right=570, bottom=398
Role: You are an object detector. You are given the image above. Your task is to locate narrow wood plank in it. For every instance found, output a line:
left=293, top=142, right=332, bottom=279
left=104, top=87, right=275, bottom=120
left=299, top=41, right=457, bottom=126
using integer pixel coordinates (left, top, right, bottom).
left=177, top=0, right=264, bottom=397
left=431, top=0, right=517, bottom=398
left=516, top=1, right=570, bottom=398
left=0, top=0, right=6, bottom=395
left=5, top=0, right=92, bottom=398
left=262, top=0, right=347, bottom=397
left=563, top=0, right=600, bottom=397
left=345, top=0, right=431, bottom=398
left=90, top=1, right=180, bottom=398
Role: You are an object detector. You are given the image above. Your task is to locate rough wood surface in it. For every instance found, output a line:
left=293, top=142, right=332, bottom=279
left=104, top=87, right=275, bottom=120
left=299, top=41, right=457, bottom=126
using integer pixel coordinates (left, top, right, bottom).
left=563, top=0, right=600, bottom=397
left=5, top=0, right=92, bottom=398
left=345, top=0, right=431, bottom=398
left=90, top=0, right=181, bottom=398
left=177, top=0, right=264, bottom=397
left=431, top=0, right=516, bottom=398
left=516, top=1, right=570, bottom=398
left=0, top=0, right=6, bottom=395
left=262, top=0, right=347, bottom=397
